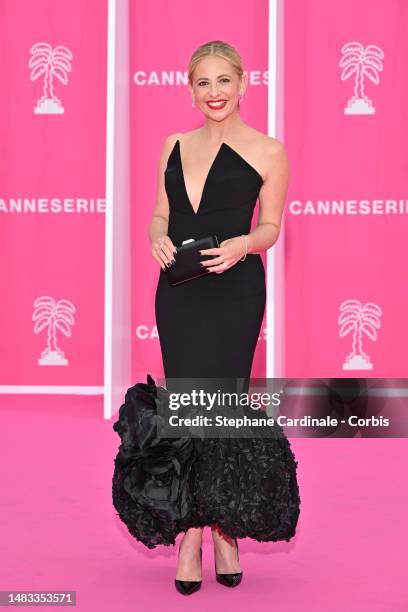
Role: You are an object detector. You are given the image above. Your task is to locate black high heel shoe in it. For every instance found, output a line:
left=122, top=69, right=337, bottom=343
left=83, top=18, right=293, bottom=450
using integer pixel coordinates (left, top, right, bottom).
left=215, top=537, right=243, bottom=588
left=175, top=547, right=202, bottom=596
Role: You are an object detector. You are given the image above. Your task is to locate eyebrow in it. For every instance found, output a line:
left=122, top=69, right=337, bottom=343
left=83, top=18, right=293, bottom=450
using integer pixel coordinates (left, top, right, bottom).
left=195, top=74, right=231, bottom=81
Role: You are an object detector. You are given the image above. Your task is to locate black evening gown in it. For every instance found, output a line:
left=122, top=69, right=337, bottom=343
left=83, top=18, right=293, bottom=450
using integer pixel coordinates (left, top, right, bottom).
left=112, top=138, right=300, bottom=548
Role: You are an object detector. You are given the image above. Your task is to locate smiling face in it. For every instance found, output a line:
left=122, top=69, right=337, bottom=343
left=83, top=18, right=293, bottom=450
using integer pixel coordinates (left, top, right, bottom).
left=189, top=54, right=247, bottom=119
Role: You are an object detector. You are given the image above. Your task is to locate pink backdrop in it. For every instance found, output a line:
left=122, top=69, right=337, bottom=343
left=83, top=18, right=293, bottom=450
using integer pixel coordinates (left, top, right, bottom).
left=284, top=0, right=408, bottom=377
left=0, top=0, right=107, bottom=386
left=1, top=0, right=406, bottom=387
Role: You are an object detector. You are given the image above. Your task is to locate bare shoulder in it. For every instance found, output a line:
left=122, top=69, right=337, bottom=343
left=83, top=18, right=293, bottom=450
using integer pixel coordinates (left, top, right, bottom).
left=161, top=129, right=201, bottom=155
left=162, top=131, right=183, bottom=150
left=256, top=134, right=290, bottom=179
left=249, top=129, right=287, bottom=157
left=267, top=135, right=287, bottom=155
left=240, top=128, right=289, bottom=181
left=175, top=128, right=202, bottom=146
left=157, top=132, right=184, bottom=168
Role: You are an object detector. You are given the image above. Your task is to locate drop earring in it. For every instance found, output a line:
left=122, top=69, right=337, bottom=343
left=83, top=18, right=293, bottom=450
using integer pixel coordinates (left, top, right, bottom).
left=191, top=99, right=195, bottom=107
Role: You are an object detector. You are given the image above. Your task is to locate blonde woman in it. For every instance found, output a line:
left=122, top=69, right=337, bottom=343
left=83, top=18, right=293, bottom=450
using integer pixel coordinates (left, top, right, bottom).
left=148, top=40, right=300, bottom=594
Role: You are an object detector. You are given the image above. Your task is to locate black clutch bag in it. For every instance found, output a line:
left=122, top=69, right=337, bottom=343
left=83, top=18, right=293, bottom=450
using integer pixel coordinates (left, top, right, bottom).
left=164, top=235, right=219, bottom=286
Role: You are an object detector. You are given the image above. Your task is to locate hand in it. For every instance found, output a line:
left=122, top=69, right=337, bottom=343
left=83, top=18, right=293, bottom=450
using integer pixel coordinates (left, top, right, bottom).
left=151, top=234, right=177, bottom=270
left=199, top=236, right=246, bottom=274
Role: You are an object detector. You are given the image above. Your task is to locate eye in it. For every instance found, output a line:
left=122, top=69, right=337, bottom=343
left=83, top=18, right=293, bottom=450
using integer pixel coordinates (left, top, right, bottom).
left=197, top=78, right=230, bottom=86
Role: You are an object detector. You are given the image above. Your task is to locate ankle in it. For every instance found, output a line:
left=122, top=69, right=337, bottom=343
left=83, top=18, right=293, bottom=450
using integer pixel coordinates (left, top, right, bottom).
left=176, top=541, right=202, bottom=582
left=179, top=535, right=202, bottom=552
left=212, top=534, right=240, bottom=573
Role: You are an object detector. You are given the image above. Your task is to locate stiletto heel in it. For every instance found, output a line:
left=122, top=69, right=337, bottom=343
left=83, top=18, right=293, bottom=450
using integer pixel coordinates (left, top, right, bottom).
left=215, top=537, right=243, bottom=588
left=175, top=547, right=202, bottom=595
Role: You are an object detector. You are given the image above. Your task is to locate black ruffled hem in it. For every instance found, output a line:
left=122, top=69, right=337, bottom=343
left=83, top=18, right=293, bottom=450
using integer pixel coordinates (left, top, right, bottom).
left=112, top=375, right=301, bottom=549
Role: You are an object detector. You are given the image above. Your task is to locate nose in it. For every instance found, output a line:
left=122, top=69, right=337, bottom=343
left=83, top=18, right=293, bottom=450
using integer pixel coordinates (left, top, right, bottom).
left=209, top=83, right=220, bottom=97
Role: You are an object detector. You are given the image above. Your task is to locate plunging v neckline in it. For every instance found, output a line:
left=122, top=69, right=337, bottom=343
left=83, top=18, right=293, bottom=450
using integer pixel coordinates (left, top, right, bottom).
left=176, top=138, right=224, bottom=215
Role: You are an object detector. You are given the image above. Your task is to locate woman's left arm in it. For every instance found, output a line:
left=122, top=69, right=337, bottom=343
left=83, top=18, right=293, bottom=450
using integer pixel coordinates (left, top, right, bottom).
left=244, top=138, right=290, bottom=255
left=201, top=139, right=290, bottom=272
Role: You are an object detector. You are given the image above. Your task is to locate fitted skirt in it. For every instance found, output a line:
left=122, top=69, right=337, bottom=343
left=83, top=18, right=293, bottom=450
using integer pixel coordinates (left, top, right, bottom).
left=111, top=256, right=301, bottom=548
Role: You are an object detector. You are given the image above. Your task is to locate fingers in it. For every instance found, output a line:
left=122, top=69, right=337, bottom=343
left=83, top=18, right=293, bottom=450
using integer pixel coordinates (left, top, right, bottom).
left=152, top=236, right=177, bottom=270
left=152, top=241, right=235, bottom=273
left=151, top=251, right=167, bottom=270
left=212, top=262, right=230, bottom=274
left=199, top=241, right=244, bottom=273
left=201, top=257, right=231, bottom=273
left=199, top=246, right=224, bottom=268
left=199, top=247, right=222, bottom=256
left=200, top=255, right=224, bottom=268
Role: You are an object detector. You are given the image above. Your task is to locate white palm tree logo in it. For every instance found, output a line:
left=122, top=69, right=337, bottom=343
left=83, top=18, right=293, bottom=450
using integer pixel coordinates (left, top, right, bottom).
left=338, top=299, right=382, bottom=370
left=339, top=42, right=384, bottom=115
left=33, top=296, right=76, bottom=365
left=29, top=42, right=73, bottom=115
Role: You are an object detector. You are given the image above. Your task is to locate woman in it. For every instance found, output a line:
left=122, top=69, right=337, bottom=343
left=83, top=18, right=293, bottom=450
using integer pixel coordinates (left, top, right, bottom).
left=146, top=40, right=299, bottom=594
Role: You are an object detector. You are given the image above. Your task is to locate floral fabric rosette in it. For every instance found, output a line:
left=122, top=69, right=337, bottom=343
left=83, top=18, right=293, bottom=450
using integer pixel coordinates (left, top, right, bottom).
left=112, top=374, right=197, bottom=549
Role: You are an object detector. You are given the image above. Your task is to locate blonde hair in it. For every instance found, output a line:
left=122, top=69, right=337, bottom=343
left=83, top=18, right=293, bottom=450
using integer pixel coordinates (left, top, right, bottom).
left=188, top=40, right=244, bottom=85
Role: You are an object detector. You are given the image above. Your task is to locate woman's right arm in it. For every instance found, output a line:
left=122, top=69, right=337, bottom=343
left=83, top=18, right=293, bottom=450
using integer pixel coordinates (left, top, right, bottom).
left=149, top=134, right=179, bottom=270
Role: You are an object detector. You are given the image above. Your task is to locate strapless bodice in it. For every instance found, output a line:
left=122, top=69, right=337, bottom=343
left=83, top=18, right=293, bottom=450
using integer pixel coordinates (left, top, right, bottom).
left=164, top=139, right=263, bottom=246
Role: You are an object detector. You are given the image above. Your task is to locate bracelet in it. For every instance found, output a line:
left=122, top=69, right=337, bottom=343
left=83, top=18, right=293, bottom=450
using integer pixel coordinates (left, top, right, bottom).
left=240, top=234, right=248, bottom=261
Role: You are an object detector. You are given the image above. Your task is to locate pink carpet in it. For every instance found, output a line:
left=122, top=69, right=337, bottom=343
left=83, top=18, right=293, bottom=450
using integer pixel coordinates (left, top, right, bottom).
left=1, top=394, right=406, bottom=611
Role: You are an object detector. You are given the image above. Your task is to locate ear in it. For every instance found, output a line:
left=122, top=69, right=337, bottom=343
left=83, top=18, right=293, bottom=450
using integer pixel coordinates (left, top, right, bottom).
left=240, top=71, right=248, bottom=96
